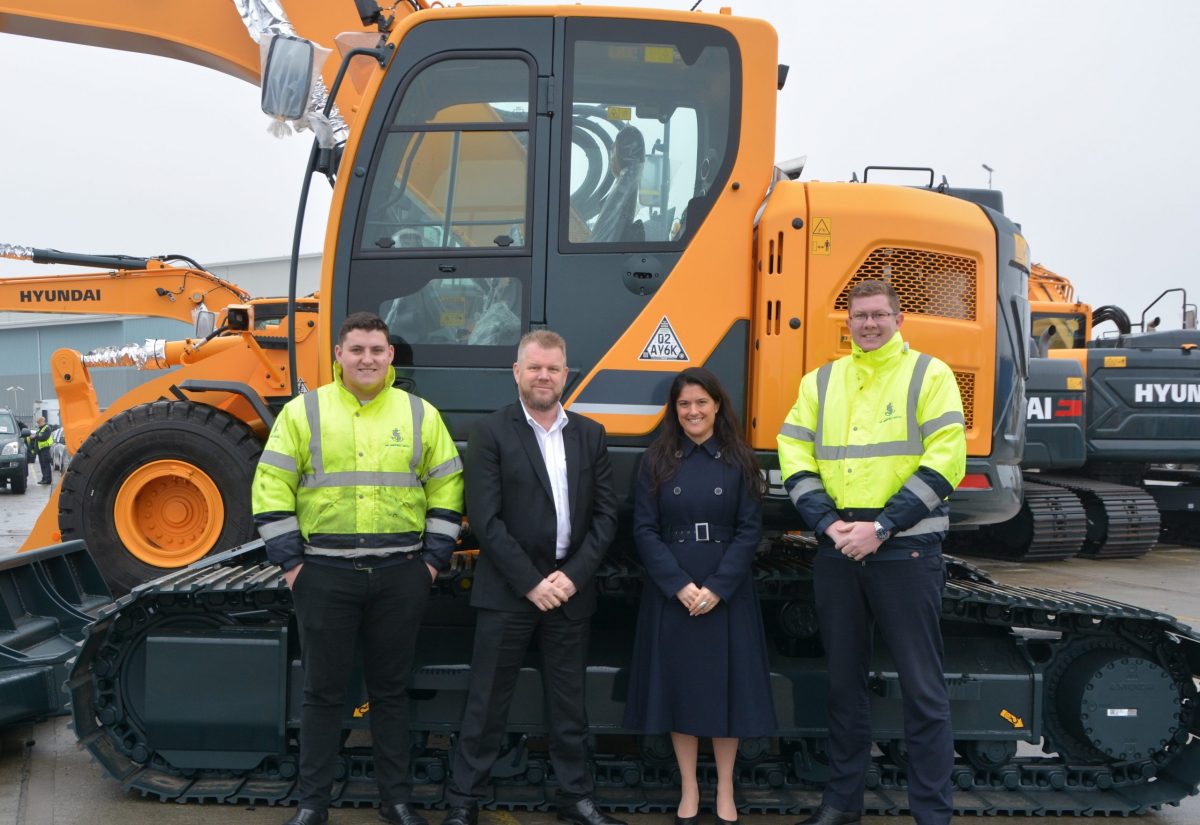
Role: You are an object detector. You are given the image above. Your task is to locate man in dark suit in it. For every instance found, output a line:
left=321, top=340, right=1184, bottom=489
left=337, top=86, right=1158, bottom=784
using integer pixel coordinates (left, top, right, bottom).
left=442, top=330, right=623, bottom=825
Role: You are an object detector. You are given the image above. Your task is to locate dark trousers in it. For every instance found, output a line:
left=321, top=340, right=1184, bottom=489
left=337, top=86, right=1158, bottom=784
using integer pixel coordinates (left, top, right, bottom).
left=291, top=559, right=431, bottom=812
left=447, top=607, right=593, bottom=806
left=814, top=553, right=953, bottom=825
left=38, top=450, right=51, bottom=482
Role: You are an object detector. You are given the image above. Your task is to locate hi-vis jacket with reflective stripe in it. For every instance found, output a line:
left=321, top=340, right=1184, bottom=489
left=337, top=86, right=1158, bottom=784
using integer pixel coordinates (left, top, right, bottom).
left=777, top=332, right=966, bottom=560
left=35, top=425, right=53, bottom=452
left=252, top=364, right=464, bottom=572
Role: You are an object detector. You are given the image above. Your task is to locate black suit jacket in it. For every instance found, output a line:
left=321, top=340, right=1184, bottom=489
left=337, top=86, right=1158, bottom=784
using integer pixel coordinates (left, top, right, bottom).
left=465, top=402, right=617, bottom=619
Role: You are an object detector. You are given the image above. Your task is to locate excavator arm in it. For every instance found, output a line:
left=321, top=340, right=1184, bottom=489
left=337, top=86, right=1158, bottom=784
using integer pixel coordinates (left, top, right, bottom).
left=0, top=244, right=251, bottom=325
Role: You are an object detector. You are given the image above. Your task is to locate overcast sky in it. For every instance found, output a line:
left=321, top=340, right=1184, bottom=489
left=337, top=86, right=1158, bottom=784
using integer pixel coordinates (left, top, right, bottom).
left=2, top=0, right=1198, bottom=332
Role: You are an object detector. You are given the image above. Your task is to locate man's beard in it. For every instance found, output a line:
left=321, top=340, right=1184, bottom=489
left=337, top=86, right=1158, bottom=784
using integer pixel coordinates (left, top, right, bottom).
left=520, top=385, right=560, bottom=412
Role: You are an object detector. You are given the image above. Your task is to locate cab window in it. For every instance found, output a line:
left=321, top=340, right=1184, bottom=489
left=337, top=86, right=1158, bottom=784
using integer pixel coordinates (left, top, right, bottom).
left=562, top=20, right=738, bottom=248
left=361, top=56, right=533, bottom=251
left=1033, top=312, right=1086, bottom=350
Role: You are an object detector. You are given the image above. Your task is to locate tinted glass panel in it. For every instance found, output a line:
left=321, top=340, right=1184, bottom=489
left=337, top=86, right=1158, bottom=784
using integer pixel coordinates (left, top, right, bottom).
left=393, top=58, right=530, bottom=125
left=381, top=277, right=523, bottom=348
left=362, top=130, right=528, bottom=250
left=565, top=33, right=733, bottom=246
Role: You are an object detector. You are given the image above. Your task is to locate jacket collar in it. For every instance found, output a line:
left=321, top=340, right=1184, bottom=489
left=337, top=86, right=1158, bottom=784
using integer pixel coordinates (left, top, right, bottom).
left=680, top=436, right=721, bottom=459
left=851, top=331, right=908, bottom=368
left=332, top=362, right=397, bottom=408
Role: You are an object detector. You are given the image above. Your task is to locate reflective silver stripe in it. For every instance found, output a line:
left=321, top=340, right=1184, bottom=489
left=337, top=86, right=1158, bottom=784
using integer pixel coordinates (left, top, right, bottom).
left=813, top=353, right=929, bottom=460
left=903, top=474, right=944, bottom=510
left=787, top=476, right=826, bottom=504
left=815, top=442, right=928, bottom=459
left=258, top=516, right=300, bottom=540
left=425, top=517, right=461, bottom=538
left=920, top=410, right=966, bottom=439
left=779, top=422, right=815, bottom=442
left=569, top=402, right=663, bottom=416
left=299, top=471, right=421, bottom=488
left=422, top=455, right=462, bottom=481
left=259, top=449, right=297, bottom=474
left=408, top=393, right=425, bottom=476
left=304, top=390, right=324, bottom=475
left=305, top=543, right=423, bottom=558
left=895, top=515, right=950, bottom=537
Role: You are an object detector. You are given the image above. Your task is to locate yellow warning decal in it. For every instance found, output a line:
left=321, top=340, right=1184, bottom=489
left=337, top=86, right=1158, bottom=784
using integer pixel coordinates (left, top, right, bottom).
left=1067, top=376, right=1083, bottom=390
left=811, top=217, right=832, bottom=256
left=606, top=105, right=633, bottom=121
left=607, top=45, right=638, bottom=62
left=353, top=701, right=370, bottom=718
left=1000, top=709, right=1025, bottom=729
left=644, top=45, right=675, bottom=63
left=1104, top=355, right=1127, bottom=368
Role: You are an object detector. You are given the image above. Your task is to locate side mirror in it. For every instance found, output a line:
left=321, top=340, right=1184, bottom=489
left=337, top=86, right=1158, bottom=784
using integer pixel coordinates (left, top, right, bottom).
left=262, top=35, right=316, bottom=120
left=194, top=309, right=217, bottom=339
left=20, top=428, right=31, bottom=438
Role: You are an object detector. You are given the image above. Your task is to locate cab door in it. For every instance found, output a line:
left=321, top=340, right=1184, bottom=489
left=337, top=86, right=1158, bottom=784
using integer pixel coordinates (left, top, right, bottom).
left=334, top=19, right=552, bottom=437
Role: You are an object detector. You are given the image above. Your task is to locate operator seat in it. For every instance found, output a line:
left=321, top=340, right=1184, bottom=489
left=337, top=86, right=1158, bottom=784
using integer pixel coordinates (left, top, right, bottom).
left=590, top=125, right=646, bottom=243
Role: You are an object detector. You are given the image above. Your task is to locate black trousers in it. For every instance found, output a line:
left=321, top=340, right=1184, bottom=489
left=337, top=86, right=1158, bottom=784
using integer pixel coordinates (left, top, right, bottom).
left=38, top=450, right=51, bottom=482
left=447, top=607, right=593, bottom=806
left=814, top=553, right=953, bottom=825
left=291, top=558, right=431, bottom=812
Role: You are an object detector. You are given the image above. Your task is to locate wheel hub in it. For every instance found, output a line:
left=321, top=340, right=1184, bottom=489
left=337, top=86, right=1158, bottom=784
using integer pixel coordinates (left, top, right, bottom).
left=114, top=460, right=225, bottom=568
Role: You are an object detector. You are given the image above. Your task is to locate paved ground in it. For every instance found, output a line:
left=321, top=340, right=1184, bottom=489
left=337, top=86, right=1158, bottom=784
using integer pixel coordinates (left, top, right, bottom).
left=1, top=481, right=1197, bottom=823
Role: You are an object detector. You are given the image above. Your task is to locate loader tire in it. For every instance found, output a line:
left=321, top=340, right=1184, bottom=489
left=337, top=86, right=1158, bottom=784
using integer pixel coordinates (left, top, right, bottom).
left=59, top=400, right=263, bottom=594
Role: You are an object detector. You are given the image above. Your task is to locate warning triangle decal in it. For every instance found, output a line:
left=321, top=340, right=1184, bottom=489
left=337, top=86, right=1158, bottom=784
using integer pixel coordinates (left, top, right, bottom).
left=639, top=316, right=689, bottom=361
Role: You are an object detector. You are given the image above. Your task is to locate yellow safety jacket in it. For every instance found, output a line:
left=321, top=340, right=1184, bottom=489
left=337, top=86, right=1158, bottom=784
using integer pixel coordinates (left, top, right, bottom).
left=252, top=364, right=464, bottom=571
left=35, top=425, right=53, bottom=453
left=777, top=332, right=966, bottom=558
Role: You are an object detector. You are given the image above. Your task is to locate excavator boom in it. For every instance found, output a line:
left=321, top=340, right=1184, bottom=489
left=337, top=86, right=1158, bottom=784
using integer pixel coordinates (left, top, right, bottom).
left=0, top=244, right=251, bottom=325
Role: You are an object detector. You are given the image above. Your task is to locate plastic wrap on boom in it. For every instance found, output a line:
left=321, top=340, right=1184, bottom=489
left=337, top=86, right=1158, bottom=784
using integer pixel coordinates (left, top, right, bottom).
left=82, top=339, right=168, bottom=369
left=0, top=242, right=34, bottom=260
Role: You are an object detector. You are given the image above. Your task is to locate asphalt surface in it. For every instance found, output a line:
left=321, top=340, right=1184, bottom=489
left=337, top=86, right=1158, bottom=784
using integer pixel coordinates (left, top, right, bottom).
left=1, top=478, right=1198, bottom=823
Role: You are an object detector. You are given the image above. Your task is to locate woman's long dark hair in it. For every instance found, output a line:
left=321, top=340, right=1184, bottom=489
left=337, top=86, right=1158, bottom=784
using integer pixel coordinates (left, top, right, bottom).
left=644, top=367, right=763, bottom=500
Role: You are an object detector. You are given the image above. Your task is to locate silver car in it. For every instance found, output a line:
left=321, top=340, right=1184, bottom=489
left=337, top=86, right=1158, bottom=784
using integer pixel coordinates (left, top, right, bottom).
left=50, top=427, right=72, bottom=473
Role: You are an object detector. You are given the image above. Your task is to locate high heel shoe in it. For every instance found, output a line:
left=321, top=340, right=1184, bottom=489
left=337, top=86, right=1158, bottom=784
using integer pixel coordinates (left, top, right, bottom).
left=716, top=815, right=738, bottom=825
left=674, top=816, right=700, bottom=825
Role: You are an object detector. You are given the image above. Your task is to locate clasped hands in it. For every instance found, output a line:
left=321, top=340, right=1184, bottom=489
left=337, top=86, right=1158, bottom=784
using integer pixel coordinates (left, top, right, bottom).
left=526, top=570, right=577, bottom=611
left=826, top=519, right=883, bottom=562
left=676, top=582, right=720, bottom=617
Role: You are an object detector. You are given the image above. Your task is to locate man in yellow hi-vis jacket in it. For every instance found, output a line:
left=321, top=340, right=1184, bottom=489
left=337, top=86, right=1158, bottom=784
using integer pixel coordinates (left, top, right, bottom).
left=778, top=280, right=966, bottom=825
left=253, top=312, right=463, bottom=825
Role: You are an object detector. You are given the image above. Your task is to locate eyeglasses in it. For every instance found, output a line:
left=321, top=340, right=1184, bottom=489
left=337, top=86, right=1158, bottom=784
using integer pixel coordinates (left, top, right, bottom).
left=848, top=311, right=896, bottom=323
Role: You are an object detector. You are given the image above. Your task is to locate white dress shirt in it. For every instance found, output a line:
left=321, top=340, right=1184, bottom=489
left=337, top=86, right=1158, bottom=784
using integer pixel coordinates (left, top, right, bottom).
left=521, top=400, right=571, bottom=559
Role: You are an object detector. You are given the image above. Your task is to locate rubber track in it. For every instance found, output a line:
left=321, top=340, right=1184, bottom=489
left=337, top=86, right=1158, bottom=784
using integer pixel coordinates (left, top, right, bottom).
left=1037, top=475, right=1161, bottom=558
left=67, top=547, right=1200, bottom=816
left=951, top=481, right=1088, bottom=562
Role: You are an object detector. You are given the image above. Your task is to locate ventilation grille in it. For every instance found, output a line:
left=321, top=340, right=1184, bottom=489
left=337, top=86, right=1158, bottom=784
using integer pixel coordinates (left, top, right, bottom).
left=954, top=371, right=975, bottom=430
left=836, top=247, right=977, bottom=321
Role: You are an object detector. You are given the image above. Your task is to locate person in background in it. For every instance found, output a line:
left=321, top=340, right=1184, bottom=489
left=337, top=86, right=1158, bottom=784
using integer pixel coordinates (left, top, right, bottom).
left=34, top=416, right=53, bottom=485
left=624, top=367, right=776, bottom=825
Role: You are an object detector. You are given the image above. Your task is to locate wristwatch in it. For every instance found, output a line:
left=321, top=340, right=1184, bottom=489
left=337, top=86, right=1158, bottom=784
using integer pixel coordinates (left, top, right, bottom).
left=873, top=521, right=892, bottom=541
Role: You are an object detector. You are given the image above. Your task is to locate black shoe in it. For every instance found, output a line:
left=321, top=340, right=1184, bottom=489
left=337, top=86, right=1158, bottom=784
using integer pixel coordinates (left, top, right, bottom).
left=716, top=817, right=738, bottom=825
left=441, top=804, right=479, bottom=825
left=558, top=797, right=627, bottom=825
left=795, top=804, right=861, bottom=825
left=283, top=809, right=329, bottom=825
left=674, top=816, right=700, bottom=825
left=380, top=803, right=429, bottom=825
left=38, top=480, right=51, bottom=485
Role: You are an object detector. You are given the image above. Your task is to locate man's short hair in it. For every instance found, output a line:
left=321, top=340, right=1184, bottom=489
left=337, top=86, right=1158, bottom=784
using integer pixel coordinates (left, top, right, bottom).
left=517, top=329, right=567, bottom=363
left=847, top=279, right=901, bottom=314
left=338, top=311, right=390, bottom=343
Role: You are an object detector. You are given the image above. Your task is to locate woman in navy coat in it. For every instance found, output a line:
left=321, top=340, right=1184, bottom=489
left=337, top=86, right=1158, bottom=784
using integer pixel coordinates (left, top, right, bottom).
left=623, top=368, right=776, bottom=825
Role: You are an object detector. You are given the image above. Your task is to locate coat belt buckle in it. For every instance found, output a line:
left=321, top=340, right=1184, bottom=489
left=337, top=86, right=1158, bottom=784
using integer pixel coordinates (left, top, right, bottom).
left=695, top=522, right=710, bottom=542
